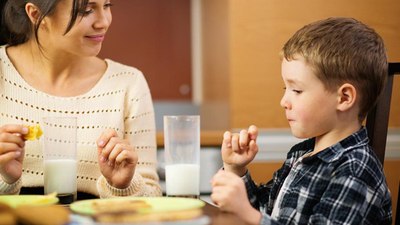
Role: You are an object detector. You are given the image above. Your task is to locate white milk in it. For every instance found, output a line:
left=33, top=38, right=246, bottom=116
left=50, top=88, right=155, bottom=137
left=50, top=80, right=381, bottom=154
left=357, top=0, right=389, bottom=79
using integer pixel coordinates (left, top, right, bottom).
left=165, top=164, right=200, bottom=196
left=44, top=159, right=77, bottom=194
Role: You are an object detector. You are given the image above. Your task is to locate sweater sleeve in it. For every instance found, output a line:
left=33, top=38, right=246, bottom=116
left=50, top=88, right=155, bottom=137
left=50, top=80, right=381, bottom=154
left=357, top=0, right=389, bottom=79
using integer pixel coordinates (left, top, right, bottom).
left=96, top=68, right=162, bottom=198
left=0, top=178, right=22, bottom=195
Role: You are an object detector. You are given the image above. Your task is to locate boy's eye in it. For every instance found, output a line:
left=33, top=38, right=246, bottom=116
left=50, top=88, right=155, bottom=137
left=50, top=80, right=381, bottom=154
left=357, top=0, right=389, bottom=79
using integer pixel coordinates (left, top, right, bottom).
left=293, top=89, right=302, bottom=94
left=283, top=87, right=302, bottom=94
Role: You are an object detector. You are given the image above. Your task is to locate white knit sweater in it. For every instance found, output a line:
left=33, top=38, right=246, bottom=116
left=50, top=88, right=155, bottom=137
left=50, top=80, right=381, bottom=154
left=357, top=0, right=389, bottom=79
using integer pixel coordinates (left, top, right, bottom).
left=0, top=45, right=161, bottom=197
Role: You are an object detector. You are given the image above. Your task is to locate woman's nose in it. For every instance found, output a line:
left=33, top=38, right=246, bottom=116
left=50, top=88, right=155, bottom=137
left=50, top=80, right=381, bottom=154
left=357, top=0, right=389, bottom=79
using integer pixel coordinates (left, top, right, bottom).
left=94, top=10, right=112, bottom=29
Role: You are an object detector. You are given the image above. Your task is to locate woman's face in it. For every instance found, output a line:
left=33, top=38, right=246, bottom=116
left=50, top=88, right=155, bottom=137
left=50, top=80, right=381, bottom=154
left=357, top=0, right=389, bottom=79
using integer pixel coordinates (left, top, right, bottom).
left=39, top=0, right=112, bottom=57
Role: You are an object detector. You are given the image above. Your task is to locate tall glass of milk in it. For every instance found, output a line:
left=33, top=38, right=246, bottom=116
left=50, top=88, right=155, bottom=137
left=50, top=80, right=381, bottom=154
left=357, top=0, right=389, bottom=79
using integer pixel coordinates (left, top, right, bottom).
left=42, top=117, right=77, bottom=204
left=164, top=115, right=200, bottom=198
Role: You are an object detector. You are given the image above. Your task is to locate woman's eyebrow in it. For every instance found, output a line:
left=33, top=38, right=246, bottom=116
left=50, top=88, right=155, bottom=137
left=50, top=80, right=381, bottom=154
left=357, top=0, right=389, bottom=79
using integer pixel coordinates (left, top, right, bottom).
left=87, top=0, right=110, bottom=6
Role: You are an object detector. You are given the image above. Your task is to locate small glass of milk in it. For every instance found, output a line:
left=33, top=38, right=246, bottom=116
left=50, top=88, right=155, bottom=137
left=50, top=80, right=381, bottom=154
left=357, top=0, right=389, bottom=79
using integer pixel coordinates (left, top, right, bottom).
left=164, top=115, right=200, bottom=198
left=42, top=117, right=77, bottom=204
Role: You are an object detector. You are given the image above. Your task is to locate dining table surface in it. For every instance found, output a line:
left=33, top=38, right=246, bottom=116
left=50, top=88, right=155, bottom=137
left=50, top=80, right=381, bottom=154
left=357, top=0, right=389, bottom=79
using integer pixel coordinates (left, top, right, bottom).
left=202, top=202, right=248, bottom=225
left=11, top=188, right=248, bottom=225
left=67, top=198, right=248, bottom=225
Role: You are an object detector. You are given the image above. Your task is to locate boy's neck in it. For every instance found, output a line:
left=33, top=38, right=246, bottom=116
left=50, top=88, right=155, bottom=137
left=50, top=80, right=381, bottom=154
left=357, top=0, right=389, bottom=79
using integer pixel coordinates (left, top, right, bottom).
left=312, top=120, right=362, bottom=155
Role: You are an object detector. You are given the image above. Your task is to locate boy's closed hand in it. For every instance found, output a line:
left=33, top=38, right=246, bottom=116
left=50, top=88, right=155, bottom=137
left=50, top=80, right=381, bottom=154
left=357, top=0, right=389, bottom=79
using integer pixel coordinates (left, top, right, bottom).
left=221, top=125, right=258, bottom=176
left=211, top=170, right=261, bottom=224
left=97, top=129, right=138, bottom=189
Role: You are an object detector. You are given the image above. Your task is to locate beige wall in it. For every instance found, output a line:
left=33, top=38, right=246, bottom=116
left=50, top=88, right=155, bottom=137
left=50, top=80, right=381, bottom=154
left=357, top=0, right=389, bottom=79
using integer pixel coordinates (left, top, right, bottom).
left=202, top=0, right=400, bottom=129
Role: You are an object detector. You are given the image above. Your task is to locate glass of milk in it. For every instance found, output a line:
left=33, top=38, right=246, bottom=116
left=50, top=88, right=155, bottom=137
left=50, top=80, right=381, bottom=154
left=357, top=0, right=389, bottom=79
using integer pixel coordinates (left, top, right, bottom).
left=42, top=117, right=77, bottom=204
left=164, top=115, right=200, bottom=198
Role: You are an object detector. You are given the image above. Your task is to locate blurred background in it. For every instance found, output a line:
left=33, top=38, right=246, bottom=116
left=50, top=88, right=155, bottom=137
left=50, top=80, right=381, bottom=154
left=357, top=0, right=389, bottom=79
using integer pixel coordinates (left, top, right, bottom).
left=98, top=2, right=399, bottom=220
left=1, top=0, right=399, bottom=222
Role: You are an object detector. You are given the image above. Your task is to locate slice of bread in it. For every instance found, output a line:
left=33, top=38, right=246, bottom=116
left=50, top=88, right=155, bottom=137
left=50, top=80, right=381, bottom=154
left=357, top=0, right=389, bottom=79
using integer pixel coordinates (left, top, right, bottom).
left=91, top=199, right=151, bottom=214
left=90, top=198, right=203, bottom=223
left=93, top=208, right=203, bottom=223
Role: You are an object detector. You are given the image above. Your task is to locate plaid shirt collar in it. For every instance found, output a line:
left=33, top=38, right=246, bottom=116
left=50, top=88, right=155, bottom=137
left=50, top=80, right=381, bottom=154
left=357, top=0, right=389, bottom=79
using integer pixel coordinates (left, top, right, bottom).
left=305, top=127, right=370, bottom=164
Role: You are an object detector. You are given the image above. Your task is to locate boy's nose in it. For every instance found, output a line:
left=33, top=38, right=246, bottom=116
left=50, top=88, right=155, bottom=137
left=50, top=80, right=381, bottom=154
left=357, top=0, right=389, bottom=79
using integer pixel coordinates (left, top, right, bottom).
left=280, top=95, right=291, bottom=110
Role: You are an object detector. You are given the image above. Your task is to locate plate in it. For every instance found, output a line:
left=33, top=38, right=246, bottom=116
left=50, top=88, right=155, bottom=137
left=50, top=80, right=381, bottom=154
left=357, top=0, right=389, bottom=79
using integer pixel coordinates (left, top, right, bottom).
left=70, top=197, right=205, bottom=215
left=0, top=195, right=59, bottom=208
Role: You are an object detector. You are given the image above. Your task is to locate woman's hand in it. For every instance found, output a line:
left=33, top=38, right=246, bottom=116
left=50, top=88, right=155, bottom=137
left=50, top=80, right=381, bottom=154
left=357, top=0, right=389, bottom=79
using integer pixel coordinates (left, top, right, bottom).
left=211, top=170, right=262, bottom=224
left=97, top=129, right=138, bottom=189
left=221, top=125, right=259, bottom=176
left=0, top=124, right=27, bottom=184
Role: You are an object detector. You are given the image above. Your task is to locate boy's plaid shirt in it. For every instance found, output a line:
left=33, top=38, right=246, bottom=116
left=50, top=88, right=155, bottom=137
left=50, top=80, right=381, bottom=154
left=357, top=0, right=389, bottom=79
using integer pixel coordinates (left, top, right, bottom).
left=244, top=127, right=392, bottom=225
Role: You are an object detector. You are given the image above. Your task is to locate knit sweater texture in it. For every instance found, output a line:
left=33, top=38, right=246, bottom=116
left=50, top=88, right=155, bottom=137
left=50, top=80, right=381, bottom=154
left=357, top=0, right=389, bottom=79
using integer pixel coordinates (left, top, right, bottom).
left=0, top=45, right=161, bottom=197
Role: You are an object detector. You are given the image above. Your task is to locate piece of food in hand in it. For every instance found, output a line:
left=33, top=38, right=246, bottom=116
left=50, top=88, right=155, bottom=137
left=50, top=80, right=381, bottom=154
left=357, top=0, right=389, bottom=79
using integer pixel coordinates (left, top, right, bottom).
left=24, top=124, right=43, bottom=141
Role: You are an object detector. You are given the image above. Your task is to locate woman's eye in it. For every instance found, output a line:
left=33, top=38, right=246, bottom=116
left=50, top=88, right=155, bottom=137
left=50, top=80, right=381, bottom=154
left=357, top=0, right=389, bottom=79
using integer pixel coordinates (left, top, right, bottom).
left=81, top=8, right=93, bottom=16
left=104, top=3, right=113, bottom=8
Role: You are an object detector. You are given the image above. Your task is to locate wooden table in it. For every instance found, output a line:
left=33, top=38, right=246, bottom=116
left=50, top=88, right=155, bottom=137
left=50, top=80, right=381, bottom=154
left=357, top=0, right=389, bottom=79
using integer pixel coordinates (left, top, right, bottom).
left=202, top=202, right=248, bottom=225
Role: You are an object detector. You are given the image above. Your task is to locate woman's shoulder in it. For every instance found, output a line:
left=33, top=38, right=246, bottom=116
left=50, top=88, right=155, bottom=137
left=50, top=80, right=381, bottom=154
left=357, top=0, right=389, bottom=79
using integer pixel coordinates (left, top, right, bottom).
left=99, top=59, right=150, bottom=90
left=104, top=59, right=145, bottom=79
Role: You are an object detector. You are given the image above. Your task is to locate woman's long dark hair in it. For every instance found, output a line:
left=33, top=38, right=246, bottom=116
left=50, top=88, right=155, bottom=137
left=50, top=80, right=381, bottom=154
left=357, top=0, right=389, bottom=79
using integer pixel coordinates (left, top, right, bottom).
left=0, top=0, right=88, bottom=47
left=0, top=0, right=8, bottom=45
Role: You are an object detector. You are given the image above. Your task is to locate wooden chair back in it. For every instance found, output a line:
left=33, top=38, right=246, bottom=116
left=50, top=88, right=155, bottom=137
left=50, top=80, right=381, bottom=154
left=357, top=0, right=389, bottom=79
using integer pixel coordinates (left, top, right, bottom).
left=366, top=62, right=400, bottom=165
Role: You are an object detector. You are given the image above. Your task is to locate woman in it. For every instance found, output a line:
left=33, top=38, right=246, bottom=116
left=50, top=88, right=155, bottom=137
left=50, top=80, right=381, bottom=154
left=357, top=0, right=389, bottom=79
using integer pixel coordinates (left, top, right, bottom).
left=0, top=0, right=161, bottom=198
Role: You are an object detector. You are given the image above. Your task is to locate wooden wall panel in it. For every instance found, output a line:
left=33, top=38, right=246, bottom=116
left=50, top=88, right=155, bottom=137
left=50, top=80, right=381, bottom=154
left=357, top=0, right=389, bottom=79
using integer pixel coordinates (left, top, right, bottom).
left=222, top=0, right=400, bottom=128
left=99, top=0, right=192, bottom=100
left=200, top=0, right=231, bottom=130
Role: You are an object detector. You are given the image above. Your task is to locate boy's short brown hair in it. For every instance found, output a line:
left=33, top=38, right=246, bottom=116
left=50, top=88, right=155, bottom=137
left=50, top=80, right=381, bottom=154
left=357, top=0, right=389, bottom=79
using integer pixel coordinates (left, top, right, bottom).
left=282, top=17, right=387, bottom=122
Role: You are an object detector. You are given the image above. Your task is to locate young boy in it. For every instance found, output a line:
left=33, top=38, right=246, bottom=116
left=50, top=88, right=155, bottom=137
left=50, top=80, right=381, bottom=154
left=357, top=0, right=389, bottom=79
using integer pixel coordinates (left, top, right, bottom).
left=211, top=17, right=392, bottom=225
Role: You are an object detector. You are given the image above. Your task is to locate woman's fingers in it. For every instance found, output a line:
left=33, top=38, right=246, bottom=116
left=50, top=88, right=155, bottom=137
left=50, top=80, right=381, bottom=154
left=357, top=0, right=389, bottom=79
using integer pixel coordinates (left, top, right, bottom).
left=106, top=143, right=124, bottom=165
left=0, top=143, right=23, bottom=154
left=115, top=149, right=137, bottom=165
left=96, top=129, right=134, bottom=167
left=99, top=136, right=119, bottom=160
left=0, top=133, right=25, bottom=148
left=0, top=124, right=28, bottom=135
left=0, top=151, right=21, bottom=164
left=97, top=129, right=118, bottom=149
left=108, top=143, right=135, bottom=165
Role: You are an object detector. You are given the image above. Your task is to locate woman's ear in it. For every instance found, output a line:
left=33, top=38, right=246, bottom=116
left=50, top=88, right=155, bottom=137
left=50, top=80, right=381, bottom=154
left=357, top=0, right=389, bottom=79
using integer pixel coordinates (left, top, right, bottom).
left=25, top=3, right=42, bottom=25
left=337, top=83, right=357, bottom=112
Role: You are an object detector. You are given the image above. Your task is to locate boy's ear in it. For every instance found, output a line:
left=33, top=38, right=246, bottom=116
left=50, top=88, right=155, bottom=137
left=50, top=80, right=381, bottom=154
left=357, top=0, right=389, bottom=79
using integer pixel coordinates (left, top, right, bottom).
left=336, top=83, right=357, bottom=112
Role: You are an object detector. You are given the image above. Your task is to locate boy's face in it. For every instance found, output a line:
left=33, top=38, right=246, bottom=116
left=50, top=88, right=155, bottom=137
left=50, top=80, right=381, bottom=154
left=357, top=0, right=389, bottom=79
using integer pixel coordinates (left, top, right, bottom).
left=280, top=57, right=339, bottom=139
